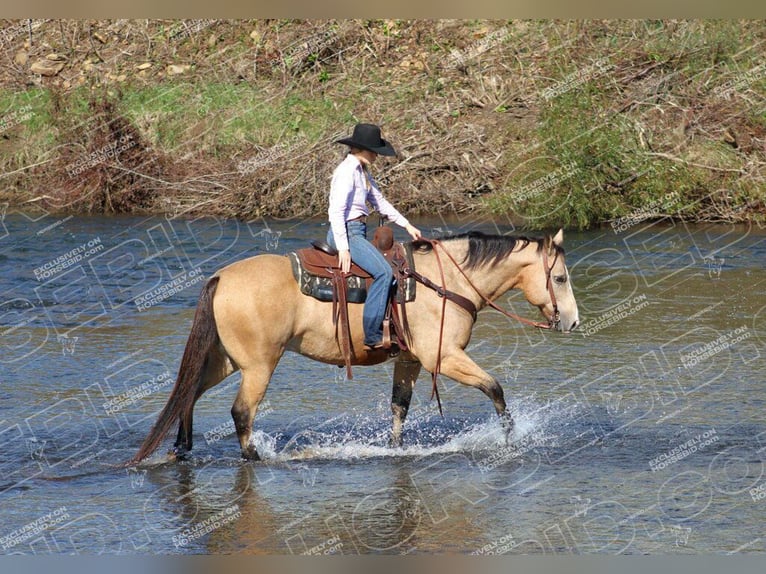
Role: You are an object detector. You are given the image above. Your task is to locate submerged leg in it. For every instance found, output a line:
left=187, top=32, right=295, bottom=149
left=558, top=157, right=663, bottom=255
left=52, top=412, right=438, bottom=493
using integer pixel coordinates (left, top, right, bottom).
left=173, top=408, right=194, bottom=459
left=437, top=350, right=514, bottom=441
left=390, top=358, right=422, bottom=447
left=231, top=364, right=277, bottom=460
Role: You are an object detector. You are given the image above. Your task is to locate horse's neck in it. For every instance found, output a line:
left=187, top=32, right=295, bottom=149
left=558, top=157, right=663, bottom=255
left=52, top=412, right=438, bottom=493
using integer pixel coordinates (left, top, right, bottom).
left=427, top=240, right=531, bottom=303
left=462, top=253, right=527, bottom=302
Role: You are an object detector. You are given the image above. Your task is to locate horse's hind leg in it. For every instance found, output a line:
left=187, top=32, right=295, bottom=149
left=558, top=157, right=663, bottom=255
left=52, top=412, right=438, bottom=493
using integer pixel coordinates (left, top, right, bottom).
left=232, top=361, right=279, bottom=460
left=174, top=409, right=194, bottom=458
left=173, top=346, right=234, bottom=459
left=172, top=388, right=210, bottom=457
left=390, top=357, right=422, bottom=447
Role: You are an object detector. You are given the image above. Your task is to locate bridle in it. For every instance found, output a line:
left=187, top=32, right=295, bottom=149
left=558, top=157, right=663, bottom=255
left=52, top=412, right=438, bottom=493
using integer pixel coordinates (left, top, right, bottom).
left=541, top=247, right=561, bottom=330
left=428, top=238, right=561, bottom=331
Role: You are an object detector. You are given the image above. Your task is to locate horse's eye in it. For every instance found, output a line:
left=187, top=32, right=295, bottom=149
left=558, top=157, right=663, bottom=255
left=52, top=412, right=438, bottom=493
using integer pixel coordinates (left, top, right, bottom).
left=554, top=275, right=567, bottom=284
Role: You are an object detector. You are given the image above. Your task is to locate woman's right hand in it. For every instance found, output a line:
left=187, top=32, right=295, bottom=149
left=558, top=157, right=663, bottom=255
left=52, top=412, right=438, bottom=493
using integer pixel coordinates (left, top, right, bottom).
left=339, top=249, right=352, bottom=274
left=405, top=223, right=422, bottom=241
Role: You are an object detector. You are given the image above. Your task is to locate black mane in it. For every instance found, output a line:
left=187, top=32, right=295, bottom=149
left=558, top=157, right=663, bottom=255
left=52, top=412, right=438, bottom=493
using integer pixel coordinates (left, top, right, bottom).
left=414, top=231, right=562, bottom=270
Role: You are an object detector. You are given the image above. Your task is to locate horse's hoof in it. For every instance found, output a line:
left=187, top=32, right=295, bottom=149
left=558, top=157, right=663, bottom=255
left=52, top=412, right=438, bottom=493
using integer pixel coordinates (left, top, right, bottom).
left=170, top=446, right=190, bottom=461
left=389, top=436, right=403, bottom=449
left=241, top=447, right=261, bottom=461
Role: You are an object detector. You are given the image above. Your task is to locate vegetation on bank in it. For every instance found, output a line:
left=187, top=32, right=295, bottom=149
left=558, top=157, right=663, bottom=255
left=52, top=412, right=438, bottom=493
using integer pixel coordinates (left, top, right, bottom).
left=0, top=19, right=764, bottom=229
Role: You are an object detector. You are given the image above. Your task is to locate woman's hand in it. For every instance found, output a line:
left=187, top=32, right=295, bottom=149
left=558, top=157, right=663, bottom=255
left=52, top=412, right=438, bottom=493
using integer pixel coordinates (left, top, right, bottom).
left=405, top=223, right=422, bottom=241
left=339, top=249, right=352, bottom=274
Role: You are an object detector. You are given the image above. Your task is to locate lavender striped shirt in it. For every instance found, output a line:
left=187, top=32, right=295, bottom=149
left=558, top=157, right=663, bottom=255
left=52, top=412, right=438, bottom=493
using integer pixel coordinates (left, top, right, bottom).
left=328, top=154, right=409, bottom=251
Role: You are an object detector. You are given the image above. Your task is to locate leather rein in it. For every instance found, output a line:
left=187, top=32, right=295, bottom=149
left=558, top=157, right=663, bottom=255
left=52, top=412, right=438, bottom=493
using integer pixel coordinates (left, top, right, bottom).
left=404, top=238, right=561, bottom=414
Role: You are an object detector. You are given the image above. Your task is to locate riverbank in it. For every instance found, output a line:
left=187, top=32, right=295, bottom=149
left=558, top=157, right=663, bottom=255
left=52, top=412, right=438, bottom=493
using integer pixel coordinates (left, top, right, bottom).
left=1, top=20, right=764, bottom=228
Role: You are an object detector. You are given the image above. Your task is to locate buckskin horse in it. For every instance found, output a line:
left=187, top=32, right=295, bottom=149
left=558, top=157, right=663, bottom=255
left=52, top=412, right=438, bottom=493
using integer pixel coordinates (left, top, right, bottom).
left=130, top=229, right=579, bottom=464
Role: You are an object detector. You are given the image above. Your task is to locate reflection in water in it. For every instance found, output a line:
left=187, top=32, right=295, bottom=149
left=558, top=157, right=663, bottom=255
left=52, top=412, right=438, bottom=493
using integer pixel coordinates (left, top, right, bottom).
left=139, top=455, right=497, bottom=554
left=351, top=464, right=423, bottom=553
left=205, top=465, right=280, bottom=554
left=143, top=462, right=277, bottom=553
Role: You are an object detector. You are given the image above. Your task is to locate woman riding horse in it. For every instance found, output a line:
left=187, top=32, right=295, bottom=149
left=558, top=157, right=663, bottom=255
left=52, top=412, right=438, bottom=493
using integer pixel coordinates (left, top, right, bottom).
left=327, top=123, right=422, bottom=350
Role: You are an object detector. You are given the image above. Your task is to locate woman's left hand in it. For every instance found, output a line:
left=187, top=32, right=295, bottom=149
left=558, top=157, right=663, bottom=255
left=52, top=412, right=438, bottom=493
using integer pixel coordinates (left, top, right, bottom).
left=405, top=223, right=422, bottom=241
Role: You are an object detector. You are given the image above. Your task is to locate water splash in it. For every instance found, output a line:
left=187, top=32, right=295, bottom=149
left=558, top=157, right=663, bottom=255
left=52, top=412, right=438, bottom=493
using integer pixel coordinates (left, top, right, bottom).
left=248, top=393, right=575, bottom=463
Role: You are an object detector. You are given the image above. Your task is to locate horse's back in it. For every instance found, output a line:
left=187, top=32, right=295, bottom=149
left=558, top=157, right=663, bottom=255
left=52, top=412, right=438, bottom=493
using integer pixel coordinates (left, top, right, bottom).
left=214, top=253, right=300, bottom=307
left=215, top=252, right=289, bottom=277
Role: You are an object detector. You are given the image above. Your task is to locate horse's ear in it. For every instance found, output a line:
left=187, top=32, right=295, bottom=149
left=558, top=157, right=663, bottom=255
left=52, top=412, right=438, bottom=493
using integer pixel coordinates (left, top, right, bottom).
left=545, top=229, right=564, bottom=254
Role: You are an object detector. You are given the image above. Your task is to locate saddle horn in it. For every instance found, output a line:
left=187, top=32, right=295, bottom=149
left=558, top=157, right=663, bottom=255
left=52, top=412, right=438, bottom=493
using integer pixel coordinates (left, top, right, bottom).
left=373, top=226, right=394, bottom=251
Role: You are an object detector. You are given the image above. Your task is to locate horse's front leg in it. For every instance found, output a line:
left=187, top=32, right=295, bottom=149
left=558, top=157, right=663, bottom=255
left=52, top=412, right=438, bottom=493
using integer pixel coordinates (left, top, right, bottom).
left=390, top=356, right=422, bottom=447
left=437, top=349, right=514, bottom=442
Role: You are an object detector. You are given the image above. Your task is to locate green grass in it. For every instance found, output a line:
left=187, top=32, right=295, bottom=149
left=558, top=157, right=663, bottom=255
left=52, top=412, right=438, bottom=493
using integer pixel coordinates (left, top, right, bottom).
left=44, top=82, right=349, bottom=153
left=3, top=78, right=359, bottom=173
left=0, top=88, right=58, bottom=170
left=482, top=21, right=766, bottom=229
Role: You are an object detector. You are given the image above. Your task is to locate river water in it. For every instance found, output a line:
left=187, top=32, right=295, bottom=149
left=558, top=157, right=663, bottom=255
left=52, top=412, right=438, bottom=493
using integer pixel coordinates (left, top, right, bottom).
left=0, top=212, right=764, bottom=555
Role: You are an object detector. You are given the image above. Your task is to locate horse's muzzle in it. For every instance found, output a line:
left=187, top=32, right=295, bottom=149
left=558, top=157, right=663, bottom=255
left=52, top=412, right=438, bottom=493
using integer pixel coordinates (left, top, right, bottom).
left=560, top=318, right=580, bottom=333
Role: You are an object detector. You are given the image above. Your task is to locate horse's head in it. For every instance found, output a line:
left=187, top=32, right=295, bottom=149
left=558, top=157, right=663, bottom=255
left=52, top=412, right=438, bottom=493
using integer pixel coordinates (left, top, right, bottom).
left=521, top=229, right=580, bottom=333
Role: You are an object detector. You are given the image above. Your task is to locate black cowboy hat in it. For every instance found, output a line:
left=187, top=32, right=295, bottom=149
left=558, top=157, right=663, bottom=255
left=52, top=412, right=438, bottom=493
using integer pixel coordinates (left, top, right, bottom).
left=335, top=123, right=397, bottom=157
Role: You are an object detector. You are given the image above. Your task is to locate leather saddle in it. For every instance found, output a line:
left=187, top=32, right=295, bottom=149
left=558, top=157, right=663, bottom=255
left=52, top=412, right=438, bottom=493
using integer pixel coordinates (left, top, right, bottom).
left=300, top=239, right=372, bottom=278
left=288, top=228, right=415, bottom=305
left=289, top=241, right=371, bottom=305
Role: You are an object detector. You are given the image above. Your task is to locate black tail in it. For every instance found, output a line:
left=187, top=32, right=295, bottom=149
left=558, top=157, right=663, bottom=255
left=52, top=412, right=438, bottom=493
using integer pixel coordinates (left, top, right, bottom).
left=128, top=276, right=220, bottom=465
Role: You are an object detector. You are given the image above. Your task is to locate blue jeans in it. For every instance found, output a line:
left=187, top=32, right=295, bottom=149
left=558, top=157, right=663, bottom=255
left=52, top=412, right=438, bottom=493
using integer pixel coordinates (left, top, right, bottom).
left=327, top=221, right=393, bottom=346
